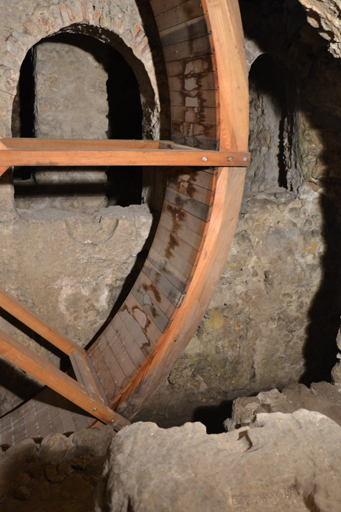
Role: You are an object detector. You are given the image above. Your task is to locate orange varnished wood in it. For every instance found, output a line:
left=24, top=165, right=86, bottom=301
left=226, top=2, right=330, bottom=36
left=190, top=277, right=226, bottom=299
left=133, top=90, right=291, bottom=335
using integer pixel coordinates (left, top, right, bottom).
left=159, top=210, right=204, bottom=250
left=155, top=223, right=200, bottom=266
left=136, top=271, right=176, bottom=319
left=0, top=145, right=249, bottom=167
left=111, top=0, right=249, bottom=416
left=155, top=0, right=204, bottom=32
left=142, top=259, right=186, bottom=308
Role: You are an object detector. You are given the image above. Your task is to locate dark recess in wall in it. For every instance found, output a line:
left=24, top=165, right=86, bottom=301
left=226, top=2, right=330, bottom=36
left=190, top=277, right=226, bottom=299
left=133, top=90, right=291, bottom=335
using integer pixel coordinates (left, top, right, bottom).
left=12, top=32, right=144, bottom=207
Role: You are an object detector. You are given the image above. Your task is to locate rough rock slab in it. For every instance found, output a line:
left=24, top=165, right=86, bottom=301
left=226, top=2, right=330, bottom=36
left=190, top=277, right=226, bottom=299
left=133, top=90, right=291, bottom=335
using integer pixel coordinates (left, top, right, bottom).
left=96, top=411, right=341, bottom=512
left=226, top=381, right=341, bottom=430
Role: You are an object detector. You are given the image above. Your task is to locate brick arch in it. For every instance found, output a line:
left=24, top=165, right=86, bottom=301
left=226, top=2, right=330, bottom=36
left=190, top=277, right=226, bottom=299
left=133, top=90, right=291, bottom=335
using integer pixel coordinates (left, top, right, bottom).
left=0, top=0, right=160, bottom=138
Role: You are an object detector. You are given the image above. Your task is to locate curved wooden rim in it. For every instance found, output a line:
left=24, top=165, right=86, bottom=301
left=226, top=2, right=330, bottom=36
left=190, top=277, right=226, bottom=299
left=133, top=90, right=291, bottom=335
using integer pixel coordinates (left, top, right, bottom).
left=0, top=0, right=249, bottom=445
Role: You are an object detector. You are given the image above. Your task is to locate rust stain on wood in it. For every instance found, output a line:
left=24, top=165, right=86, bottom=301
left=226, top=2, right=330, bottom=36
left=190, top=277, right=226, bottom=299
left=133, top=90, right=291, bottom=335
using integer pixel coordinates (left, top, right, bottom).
left=142, top=282, right=162, bottom=304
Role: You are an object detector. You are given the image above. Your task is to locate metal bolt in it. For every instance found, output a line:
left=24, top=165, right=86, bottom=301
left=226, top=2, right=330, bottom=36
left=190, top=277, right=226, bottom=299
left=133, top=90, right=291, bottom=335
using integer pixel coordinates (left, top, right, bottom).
left=243, top=157, right=248, bottom=162
left=93, top=407, right=97, bottom=412
left=228, top=157, right=233, bottom=162
left=202, top=157, right=208, bottom=162
left=111, top=419, right=115, bottom=424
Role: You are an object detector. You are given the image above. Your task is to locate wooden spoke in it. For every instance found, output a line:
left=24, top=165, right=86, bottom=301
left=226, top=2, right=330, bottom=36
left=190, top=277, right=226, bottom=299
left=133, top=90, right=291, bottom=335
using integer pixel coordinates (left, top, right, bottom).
left=0, top=328, right=129, bottom=430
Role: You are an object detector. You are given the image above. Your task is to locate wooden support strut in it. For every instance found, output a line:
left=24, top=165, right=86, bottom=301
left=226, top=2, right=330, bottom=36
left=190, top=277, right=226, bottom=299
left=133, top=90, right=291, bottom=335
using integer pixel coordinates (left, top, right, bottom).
left=0, top=139, right=250, bottom=176
left=0, top=327, right=129, bottom=430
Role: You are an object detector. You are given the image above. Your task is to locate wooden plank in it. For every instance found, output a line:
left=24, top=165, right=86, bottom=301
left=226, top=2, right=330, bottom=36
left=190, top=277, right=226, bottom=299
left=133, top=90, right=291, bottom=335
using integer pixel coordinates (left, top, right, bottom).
left=42, top=392, right=65, bottom=436
left=170, top=90, right=217, bottom=107
left=131, top=280, right=171, bottom=333
left=85, top=355, right=108, bottom=404
left=0, top=286, right=85, bottom=357
left=3, top=139, right=160, bottom=150
left=171, top=106, right=217, bottom=125
left=106, top=323, right=138, bottom=377
left=160, top=16, right=208, bottom=47
left=0, top=166, right=9, bottom=177
left=118, top=309, right=155, bottom=358
left=163, top=35, right=211, bottom=63
left=167, top=179, right=213, bottom=205
left=165, top=188, right=210, bottom=222
left=0, top=328, right=129, bottom=429
left=110, top=315, right=146, bottom=368
left=137, top=271, right=176, bottom=319
left=93, top=342, right=122, bottom=400
left=170, top=133, right=217, bottom=150
left=159, top=210, right=204, bottom=251
left=204, top=0, right=248, bottom=152
left=142, top=259, right=186, bottom=308
left=168, top=166, right=216, bottom=190
left=20, top=399, right=41, bottom=439
left=147, top=247, right=189, bottom=292
left=163, top=198, right=207, bottom=235
left=98, top=331, right=128, bottom=388
left=123, top=294, right=163, bottom=348
left=155, top=223, right=200, bottom=266
left=171, top=120, right=217, bottom=142
left=168, top=173, right=215, bottom=204
left=54, top=393, right=79, bottom=434
left=0, top=148, right=249, bottom=167
left=69, top=349, right=105, bottom=401
left=159, top=140, right=201, bottom=151
left=155, top=0, right=204, bottom=32
left=166, top=56, right=213, bottom=77
left=152, top=234, right=195, bottom=279
left=168, top=72, right=215, bottom=92
left=0, top=137, right=8, bottom=150
left=150, top=0, right=189, bottom=17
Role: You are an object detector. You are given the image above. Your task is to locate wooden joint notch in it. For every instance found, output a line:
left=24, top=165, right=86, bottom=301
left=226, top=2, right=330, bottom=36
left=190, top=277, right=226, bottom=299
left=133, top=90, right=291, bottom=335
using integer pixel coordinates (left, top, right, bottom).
left=0, top=327, right=130, bottom=430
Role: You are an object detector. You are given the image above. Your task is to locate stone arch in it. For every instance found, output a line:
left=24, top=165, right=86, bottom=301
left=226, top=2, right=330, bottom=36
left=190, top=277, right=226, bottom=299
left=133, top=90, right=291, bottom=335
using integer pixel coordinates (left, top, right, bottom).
left=0, top=0, right=168, bottom=212
left=1, top=1, right=161, bottom=136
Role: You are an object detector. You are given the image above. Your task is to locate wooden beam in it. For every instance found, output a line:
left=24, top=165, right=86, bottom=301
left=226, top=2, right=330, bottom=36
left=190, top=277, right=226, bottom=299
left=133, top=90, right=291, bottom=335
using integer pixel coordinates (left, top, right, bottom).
left=2, top=139, right=160, bottom=150
left=0, top=148, right=250, bottom=167
left=70, top=350, right=108, bottom=403
left=0, top=327, right=129, bottom=429
left=0, top=286, right=85, bottom=357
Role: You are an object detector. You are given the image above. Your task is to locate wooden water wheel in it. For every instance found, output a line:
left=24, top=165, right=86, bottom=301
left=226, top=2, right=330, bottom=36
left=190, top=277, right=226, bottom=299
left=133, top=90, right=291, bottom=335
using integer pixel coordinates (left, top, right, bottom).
left=0, top=0, right=249, bottom=446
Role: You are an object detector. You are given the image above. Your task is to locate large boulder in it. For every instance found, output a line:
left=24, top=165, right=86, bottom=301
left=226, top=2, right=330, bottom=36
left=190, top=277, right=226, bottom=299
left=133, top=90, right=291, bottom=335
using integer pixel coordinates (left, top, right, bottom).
left=96, top=410, right=341, bottom=512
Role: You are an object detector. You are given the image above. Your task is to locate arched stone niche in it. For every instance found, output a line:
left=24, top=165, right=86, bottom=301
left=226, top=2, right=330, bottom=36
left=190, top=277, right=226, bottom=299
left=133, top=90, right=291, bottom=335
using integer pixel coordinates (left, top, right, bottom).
left=0, top=0, right=168, bottom=215
left=12, top=31, right=145, bottom=211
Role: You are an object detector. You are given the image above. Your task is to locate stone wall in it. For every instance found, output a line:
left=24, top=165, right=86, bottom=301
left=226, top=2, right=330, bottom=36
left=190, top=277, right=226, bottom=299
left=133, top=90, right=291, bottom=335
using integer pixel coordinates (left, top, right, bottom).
left=0, top=205, right=152, bottom=415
